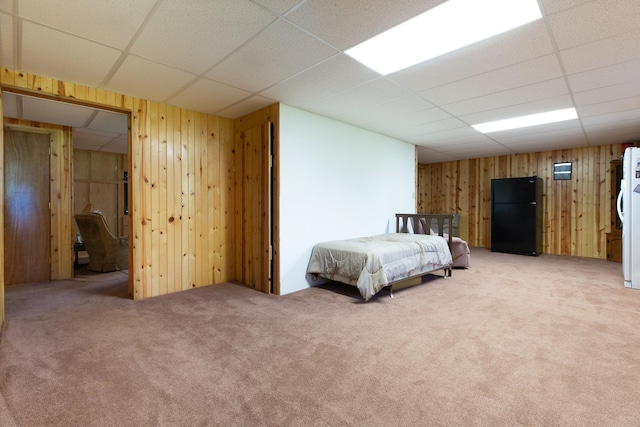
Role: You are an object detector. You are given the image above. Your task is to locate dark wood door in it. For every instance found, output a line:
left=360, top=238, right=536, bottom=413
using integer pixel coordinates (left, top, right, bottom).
left=3, top=129, right=51, bottom=285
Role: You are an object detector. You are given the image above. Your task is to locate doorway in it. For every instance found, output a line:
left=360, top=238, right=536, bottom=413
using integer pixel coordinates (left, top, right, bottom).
left=3, top=128, right=51, bottom=285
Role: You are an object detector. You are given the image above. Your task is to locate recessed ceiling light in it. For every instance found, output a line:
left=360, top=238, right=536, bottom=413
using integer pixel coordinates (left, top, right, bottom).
left=472, top=108, right=579, bottom=133
left=345, top=0, right=542, bottom=75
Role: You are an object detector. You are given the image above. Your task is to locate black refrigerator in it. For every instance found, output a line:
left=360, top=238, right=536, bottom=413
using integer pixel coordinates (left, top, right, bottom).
left=491, top=176, right=543, bottom=256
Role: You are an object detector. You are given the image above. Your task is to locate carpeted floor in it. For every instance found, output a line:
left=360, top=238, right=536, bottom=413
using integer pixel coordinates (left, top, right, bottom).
left=1, top=248, right=640, bottom=426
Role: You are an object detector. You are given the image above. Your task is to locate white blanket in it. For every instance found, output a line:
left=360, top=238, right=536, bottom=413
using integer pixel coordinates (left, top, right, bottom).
left=307, top=233, right=452, bottom=300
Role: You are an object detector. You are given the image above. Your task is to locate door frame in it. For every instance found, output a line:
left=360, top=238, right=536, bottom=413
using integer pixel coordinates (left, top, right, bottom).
left=0, top=86, right=133, bottom=327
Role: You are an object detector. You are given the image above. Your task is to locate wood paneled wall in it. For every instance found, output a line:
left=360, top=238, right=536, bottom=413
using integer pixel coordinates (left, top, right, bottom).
left=234, top=104, right=280, bottom=294
left=417, top=145, right=624, bottom=259
left=73, top=150, right=127, bottom=237
left=1, top=68, right=237, bottom=300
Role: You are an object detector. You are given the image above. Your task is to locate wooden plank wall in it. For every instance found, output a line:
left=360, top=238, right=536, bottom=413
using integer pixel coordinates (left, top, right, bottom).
left=417, top=145, right=624, bottom=259
left=234, top=104, right=280, bottom=294
left=73, top=150, right=126, bottom=236
left=1, top=69, right=237, bottom=300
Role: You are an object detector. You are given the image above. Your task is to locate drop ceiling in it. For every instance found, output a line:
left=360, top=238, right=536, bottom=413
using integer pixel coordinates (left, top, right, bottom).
left=1, top=0, right=639, bottom=162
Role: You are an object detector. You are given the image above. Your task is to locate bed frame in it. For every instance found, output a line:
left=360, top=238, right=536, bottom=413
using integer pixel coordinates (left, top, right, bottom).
left=393, top=213, right=454, bottom=295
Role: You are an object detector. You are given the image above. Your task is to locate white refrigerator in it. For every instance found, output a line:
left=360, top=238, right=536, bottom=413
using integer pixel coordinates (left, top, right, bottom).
left=617, top=147, right=640, bottom=289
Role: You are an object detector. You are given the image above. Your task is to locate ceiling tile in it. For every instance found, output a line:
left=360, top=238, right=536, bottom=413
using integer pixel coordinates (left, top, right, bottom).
left=442, top=78, right=569, bottom=117
left=131, top=0, right=277, bottom=75
left=573, top=80, right=640, bottom=107
left=580, top=109, right=640, bottom=127
left=286, top=0, right=443, bottom=50
left=22, top=96, right=94, bottom=127
left=560, top=29, right=640, bottom=75
left=206, top=20, right=338, bottom=93
left=88, top=110, right=129, bottom=134
left=567, top=59, right=640, bottom=92
left=437, top=143, right=516, bottom=159
left=390, top=20, right=555, bottom=93
left=216, top=95, right=278, bottom=119
left=576, top=95, right=640, bottom=117
left=0, top=1, right=13, bottom=13
left=420, top=54, right=563, bottom=106
left=1, top=92, right=18, bottom=117
left=100, top=136, right=128, bottom=154
left=419, top=133, right=498, bottom=149
left=490, top=121, right=585, bottom=144
left=460, top=95, right=574, bottom=126
left=16, top=0, right=156, bottom=50
left=260, top=54, right=379, bottom=106
left=302, top=77, right=412, bottom=120
left=540, top=0, right=590, bottom=15
left=21, top=22, right=121, bottom=88
left=0, top=12, right=14, bottom=69
left=417, top=148, right=458, bottom=164
left=105, top=55, right=197, bottom=104
left=168, top=78, right=254, bottom=117
left=548, top=0, right=640, bottom=50
left=251, top=0, right=304, bottom=15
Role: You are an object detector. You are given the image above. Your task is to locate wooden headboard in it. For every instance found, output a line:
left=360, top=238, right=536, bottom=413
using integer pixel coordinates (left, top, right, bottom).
left=395, top=213, right=454, bottom=248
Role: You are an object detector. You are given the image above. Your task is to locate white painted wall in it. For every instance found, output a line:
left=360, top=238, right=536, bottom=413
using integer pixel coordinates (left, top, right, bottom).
left=278, top=104, right=416, bottom=295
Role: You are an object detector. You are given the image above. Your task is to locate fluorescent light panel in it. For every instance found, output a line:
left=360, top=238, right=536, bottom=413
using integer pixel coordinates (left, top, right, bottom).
left=472, top=108, right=579, bottom=133
left=345, top=0, right=542, bottom=75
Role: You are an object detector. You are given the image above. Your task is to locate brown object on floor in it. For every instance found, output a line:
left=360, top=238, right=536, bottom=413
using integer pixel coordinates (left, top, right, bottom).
left=2, top=248, right=640, bottom=426
left=74, top=212, right=128, bottom=272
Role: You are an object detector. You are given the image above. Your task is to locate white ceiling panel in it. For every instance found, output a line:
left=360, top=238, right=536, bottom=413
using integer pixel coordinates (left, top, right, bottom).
left=417, top=148, right=458, bottom=164
left=88, top=111, right=128, bottom=135
left=260, top=54, right=379, bottom=106
left=441, top=78, right=569, bottom=117
left=216, top=94, right=279, bottom=120
left=286, top=0, right=444, bottom=50
left=581, top=109, right=640, bottom=127
left=21, top=22, right=121, bottom=88
left=206, top=20, right=338, bottom=93
left=22, top=96, right=94, bottom=127
left=490, top=121, right=586, bottom=144
left=573, top=80, right=640, bottom=107
left=168, top=77, right=254, bottom=117
left=131, top=0, right=277, bottom=75
left=460, top=95, right=575, bottom=126
left=105, top=55, right=197, bottom=103
left=101, top=136, right=128, bottom=154
left=0, top=1, right=13, bottom=13
left=390, top=20, right=555, bottom=93
left=0, top=12, right=14, bottom=70
left=547, top=0, right=640, bottom=50
left=577, top=95, right=640, bottom=118
left=2, top=92, right=18, bottom=117
left=16, top=0, right=157, bottom=50
left=560, top=29, right=640, bottom=75
left=3, top=0, right=640, bottom=161
left=540, top=0, right=589, bottom=14
left=567, top=58, right=640, bottom=92
left=420, top=54, right=564, bottom=106
left=252, top=0, right=304, bottom=15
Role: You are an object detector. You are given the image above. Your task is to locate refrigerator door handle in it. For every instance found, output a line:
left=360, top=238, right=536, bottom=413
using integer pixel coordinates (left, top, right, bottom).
left=617, top=183, right=624, bottom=223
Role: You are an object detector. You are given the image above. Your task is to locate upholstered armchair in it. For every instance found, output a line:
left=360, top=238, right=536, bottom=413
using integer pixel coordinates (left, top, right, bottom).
left=74, top=212, right=128, bottom=272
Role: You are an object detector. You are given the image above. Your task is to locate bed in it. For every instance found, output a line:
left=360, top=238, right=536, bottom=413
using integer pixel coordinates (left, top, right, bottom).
left=417, top=213, right=471, bottom=269
left=306, top=214, right=454, bottom=300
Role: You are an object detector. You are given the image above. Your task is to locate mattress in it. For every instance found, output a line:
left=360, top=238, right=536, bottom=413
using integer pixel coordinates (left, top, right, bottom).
left=306, top=233, right=452, bottom=300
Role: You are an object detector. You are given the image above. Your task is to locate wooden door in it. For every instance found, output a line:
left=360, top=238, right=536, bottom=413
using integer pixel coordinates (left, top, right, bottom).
left=241, top=122, right=272, bottom=293
left=3, top=129, right=51, bottom=285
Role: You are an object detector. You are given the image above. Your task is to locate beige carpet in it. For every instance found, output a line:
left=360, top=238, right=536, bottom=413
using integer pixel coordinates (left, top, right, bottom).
left=1, top=249, right=640, bottom=426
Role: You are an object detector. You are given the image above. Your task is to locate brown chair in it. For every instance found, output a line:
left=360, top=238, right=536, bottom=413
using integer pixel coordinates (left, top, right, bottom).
left=74, top=212, right=128, bottom=272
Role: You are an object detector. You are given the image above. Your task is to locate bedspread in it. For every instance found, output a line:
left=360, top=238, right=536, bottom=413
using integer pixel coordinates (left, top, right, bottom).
left=307, top=233, right=452, bottom=300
